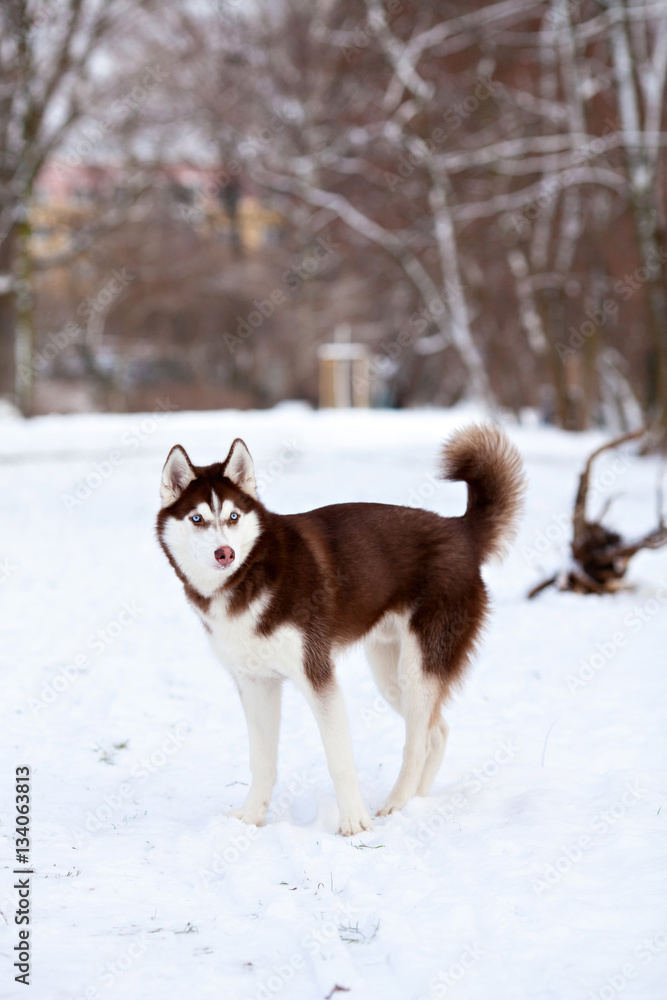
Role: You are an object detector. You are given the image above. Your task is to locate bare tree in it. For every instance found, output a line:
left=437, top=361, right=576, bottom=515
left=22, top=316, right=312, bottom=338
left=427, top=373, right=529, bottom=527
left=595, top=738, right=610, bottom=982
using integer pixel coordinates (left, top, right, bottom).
left=7, top=0, right=667, bottom=420
left=0, top=0, right=166, bottom=412
left=605, top=0, right=667, bottom=426
left=190, top=0, right=667, bottom=422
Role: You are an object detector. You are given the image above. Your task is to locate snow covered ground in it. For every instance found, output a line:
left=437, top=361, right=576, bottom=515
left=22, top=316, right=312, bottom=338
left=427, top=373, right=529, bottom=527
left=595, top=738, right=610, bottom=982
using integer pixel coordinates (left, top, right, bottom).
left=1, top=402, right=666, bottom=1000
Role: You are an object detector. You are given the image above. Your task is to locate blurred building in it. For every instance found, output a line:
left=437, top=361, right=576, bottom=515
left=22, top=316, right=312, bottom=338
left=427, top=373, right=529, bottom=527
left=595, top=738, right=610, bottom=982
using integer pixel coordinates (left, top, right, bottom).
left=32, top=163, right=286, bottom=263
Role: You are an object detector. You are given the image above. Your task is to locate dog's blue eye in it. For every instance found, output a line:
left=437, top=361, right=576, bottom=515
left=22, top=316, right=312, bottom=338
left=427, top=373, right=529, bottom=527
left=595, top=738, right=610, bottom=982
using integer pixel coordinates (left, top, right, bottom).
left=230, top=511, right=239, bottom=521
left=190, top=514, right=202, bottom=523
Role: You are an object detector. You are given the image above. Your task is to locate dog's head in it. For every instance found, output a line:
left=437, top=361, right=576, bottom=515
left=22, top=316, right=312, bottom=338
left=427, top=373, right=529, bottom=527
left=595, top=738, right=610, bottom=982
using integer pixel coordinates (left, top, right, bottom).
left=156, top=439, right=263, bottom=595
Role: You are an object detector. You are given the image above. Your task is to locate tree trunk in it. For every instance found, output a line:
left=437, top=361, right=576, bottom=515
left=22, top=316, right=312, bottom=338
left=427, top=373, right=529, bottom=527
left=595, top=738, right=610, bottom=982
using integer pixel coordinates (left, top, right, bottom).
left=0, top=224, right=17, bottom=404
left=606, top=0, right=667, bottom=435
left=628, top=189, right=667, bottom=426
left=14, top=212, right=34, bottom=415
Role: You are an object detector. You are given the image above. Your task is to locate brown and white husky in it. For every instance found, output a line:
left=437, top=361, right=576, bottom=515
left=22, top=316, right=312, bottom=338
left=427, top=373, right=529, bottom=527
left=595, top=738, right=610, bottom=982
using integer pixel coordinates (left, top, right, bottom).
left=156, top=423, right=525, bottom=835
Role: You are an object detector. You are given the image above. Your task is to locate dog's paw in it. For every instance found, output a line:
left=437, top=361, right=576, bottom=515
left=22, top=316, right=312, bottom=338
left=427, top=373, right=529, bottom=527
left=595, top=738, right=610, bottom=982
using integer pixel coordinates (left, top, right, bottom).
left=338, top=809, right=374, bottom=836
left=376, top=799, right=403, bottom=817
left=227, top=806, right=265, bottom=826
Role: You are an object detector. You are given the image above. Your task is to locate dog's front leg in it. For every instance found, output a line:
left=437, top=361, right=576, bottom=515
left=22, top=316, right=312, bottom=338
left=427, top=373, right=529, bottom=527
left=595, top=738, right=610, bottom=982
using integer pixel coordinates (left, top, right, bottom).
left=300, top=677, right=373, bottom=836
left=228, top=675, right=282, bottom=827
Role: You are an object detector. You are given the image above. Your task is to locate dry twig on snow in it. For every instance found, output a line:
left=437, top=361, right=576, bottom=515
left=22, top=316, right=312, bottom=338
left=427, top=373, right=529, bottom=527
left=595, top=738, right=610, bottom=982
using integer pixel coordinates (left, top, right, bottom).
left=528, top=429, right=667, bottom=598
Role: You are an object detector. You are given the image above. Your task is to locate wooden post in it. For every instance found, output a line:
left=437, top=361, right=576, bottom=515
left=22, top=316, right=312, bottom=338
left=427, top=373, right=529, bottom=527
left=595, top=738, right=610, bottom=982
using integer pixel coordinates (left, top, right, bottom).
left=317, top=343, right=370, bottom=408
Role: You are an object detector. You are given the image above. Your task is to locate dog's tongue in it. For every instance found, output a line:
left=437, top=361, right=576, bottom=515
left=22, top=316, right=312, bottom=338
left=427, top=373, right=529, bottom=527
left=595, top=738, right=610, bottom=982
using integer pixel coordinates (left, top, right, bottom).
left=214, top=546, right=235, bottom=568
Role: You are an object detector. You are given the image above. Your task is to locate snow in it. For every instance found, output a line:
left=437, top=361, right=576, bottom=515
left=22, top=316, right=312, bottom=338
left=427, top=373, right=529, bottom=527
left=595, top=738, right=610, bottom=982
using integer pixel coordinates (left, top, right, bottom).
left=1, top=403, right=666, bottom=1000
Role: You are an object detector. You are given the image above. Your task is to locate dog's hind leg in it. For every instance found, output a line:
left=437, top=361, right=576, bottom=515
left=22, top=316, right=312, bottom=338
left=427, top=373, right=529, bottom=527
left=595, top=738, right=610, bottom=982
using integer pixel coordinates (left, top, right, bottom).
left=298, top=674, right=373, bottom=836
left=364, top=632, right=402, bottom=713
left=228, top=676, right=282, bottom=826
left=377, top=627, right=441, bottom=816
left=416, top=715, right=449, bottom=796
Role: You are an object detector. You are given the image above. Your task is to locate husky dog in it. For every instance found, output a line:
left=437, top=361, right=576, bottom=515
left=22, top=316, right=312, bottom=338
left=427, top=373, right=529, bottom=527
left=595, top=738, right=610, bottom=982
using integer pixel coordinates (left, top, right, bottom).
left=156, top=424, right=525, bottom=835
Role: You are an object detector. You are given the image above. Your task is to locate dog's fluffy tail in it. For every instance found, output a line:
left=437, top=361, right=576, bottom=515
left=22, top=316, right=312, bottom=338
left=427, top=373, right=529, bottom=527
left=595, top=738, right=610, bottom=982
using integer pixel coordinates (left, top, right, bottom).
left=439, top=423, right=526, bottom=563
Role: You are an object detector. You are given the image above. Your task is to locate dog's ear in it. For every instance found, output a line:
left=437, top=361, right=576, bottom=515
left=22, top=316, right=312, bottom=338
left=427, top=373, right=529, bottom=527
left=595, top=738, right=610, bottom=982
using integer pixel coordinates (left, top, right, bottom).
left=223, top=438, right=257, bottom=498
left=160, top=445, right=196, bottom=507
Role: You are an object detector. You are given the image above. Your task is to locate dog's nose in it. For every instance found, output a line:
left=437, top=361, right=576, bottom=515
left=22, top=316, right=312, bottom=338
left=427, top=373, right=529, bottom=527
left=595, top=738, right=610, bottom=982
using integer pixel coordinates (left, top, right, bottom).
left=214, top=546, right=235, bottom=568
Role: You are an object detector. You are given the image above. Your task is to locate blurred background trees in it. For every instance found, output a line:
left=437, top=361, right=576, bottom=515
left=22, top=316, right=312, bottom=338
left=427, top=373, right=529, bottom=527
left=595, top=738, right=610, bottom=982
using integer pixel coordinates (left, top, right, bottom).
left=1, top=0, right=666, bottom=431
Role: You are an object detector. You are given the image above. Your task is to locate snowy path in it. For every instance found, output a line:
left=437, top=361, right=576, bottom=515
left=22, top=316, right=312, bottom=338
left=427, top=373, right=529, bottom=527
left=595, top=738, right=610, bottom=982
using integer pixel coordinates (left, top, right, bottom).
left=0, top=404, right=665, bottom=1000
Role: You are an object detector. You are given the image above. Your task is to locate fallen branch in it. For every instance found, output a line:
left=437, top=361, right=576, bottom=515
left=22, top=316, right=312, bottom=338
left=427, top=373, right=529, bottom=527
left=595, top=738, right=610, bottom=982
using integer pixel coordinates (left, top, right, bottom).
left=529, top=429, right=667, bottom=597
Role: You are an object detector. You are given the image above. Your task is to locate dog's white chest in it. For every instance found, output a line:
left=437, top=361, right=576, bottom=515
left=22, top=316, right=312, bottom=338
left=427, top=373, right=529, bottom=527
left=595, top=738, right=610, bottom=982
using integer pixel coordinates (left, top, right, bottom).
left=202, top=593, right=304, bottom=682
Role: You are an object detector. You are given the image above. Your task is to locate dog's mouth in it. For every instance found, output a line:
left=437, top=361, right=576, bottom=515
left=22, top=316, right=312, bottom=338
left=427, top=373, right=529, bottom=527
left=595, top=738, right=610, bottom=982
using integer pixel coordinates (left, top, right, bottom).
left=214, top=545, right=235, bottom=569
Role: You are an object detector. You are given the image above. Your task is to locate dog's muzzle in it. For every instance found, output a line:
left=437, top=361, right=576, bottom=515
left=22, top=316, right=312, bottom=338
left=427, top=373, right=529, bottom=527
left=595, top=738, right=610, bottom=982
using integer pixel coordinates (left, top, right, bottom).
left=214, top=546, right=235, bottom=568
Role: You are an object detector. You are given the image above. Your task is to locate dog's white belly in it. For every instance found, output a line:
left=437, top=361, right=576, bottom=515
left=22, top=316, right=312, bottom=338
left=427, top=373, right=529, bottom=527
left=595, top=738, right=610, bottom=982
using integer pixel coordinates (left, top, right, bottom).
left=202, top=594, right=304, bottom=682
